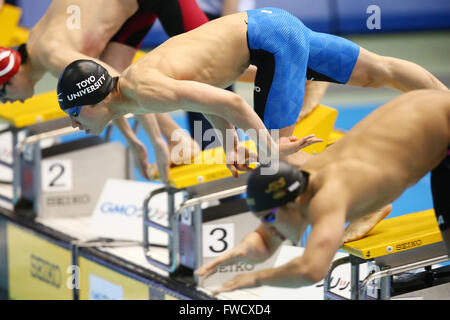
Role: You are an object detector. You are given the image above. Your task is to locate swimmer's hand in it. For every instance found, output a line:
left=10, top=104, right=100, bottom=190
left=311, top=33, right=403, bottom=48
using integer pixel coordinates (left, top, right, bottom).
left=278, top=134, right=323, bottom=157
left=226, top=144, right=258, bottom=178
left=153, top=141, right=170, bottom=184
left=130, top=141, right=153, bottom=180
left=210, top=272, right=261, bottom=296
left=196, top=230, right=275, bottom=296
left=168, top=131, right=201, bottom=166
left=195, top=230, right=272, bottom=280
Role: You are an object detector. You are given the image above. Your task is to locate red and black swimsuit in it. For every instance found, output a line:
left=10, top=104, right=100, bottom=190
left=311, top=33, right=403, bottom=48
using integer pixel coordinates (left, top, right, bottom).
left=110, top=0, right=209, bottom=49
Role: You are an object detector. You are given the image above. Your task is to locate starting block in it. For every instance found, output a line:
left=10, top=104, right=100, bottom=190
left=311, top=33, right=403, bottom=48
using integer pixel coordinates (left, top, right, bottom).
left=132, top=50, right=147, bottom=63
left=0, top=4, right=29, bottom=48
left=143, top=140, right=255, bottom=279
left=142, top=105, right=345, bottom=284
left=324, top=209, right=449, bottom=300
left=0, top=91, right=68, bottom=208
left=0, top=91, right=65, bottom=127
left=0, top=92, right=131, bottom=217
left=292, top=104, right=338, bottom=155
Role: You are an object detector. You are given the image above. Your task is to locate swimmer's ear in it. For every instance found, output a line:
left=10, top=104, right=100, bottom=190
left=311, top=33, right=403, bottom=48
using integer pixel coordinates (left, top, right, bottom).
left=17, top=44, right=28, bottom=65
left=296, top=170, right=310, bottom=195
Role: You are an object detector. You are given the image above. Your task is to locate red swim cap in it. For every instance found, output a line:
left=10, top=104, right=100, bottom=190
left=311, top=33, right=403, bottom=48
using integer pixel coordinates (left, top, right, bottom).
left=0, top=47, right=21, bottom=85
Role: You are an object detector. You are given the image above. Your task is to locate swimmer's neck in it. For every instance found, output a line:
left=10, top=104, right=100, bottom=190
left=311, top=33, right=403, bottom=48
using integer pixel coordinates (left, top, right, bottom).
left=106, top=78, right=140, bottom=118
left=297, top=168, right=316, bottom=201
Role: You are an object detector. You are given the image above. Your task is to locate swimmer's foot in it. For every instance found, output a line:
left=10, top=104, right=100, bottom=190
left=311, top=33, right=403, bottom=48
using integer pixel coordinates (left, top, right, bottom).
left=343, top=204, right=392, bottom=243
left=169, top=133, right=201, bottom=166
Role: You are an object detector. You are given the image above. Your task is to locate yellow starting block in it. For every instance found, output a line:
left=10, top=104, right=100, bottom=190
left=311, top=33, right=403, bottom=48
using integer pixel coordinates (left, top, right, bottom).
left=324, top=209, right=449, bottom=300
left=0, top=4, right=29, bottom=47
left=163, top=105, right=344, bottom=188
left=326, top=129, right=345, bottom=146
left=143, top=105, right=345, bottom=274
left=0, top=91, right=70, bottom=206
left=0, top=91, right=65, bottom=128
left=343, top=210, right=443, bottom=260
left=166, top=140, right=257, bottom=189
left=132, top=50, right=147, bottom=63
left=292, top=104, right=338, bottom=154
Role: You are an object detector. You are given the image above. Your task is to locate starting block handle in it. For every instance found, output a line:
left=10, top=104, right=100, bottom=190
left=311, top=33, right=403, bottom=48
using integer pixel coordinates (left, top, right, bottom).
left=359, top=254, right=449, bottom=298
left=324, top=256, right=351, bottom=300
left=143, top=186, right=180, bottom=273
left=175, top=185, right=247, bottom=215
left=142, top=183, right=248, bottom=275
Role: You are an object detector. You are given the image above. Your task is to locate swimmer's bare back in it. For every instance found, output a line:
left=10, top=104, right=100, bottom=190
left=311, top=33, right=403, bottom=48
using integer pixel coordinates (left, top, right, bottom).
left=27, top=0, right=138, bottom=68
left=302, top=90, right=450, bottom=221
left=121, top=12, right=251, bottom=91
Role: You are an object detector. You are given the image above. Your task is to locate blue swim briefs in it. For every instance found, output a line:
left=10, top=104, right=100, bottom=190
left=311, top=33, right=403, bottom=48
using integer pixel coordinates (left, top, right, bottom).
left=246, top=7, right=360, bottom=129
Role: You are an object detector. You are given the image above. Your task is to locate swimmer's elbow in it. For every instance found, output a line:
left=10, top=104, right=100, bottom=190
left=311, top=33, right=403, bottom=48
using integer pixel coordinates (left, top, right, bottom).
left=301, top=264, right=329, bottom=284
left=285, top=257, right=328, bottom=286
left=297, top=248, right=337, bottom=284
left=229, top=94, right=247, bottom=112
left=226, top=94, right=251, bottom=121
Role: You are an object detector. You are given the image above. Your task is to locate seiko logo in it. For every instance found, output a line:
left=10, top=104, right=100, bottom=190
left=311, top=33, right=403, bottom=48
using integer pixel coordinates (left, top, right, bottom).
left=46, top=194, right=90, bottom=206
left=217, top=262, right=255, bottom=273
left=395, top=239, right=423, bottom=252
left=30, top=254, right=62, bottom=288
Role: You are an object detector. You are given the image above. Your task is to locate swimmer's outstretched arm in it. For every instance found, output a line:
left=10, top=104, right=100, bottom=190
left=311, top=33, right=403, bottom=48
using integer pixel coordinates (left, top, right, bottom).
left=208, top=187, right=346, bottom=294
left=195, top=224, right=283, bottom=280
left=173, top=80, right=280, bottom=161
left=203, top=113, right=262, bottom=176
left=100, top=45, right=195, bottom=181
left=113, top=116, right=154, bottom=180
left=133, top=114, right=171, bottom=183
left=134, top=73, right=318, bottom=162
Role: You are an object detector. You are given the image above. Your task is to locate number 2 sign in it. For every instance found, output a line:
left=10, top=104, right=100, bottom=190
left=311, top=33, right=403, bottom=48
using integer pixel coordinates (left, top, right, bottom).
left=41, top=159, right=73, bottom=192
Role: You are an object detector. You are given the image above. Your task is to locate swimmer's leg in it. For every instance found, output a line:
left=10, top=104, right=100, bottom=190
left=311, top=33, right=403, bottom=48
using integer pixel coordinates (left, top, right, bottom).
left=342, top=204, right=392, bottom=243
left=99, top=41, right=137, bottom=72
left=347, top=47, right=448, bottom=91
left=297, top=81, right=330, bottom=122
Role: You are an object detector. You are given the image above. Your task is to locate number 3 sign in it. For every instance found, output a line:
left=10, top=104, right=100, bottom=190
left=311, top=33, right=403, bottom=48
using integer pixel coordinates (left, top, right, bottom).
left=202, top=224, right=234, bottom=258
left=41, top=159, right=73, bottom=192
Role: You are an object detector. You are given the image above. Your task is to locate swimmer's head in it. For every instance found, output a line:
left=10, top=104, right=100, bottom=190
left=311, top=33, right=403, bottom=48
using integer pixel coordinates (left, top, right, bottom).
left=246, top=160, right=309, bottom=218
left=57, top=59, right=118, bottom=116
left=57, top=60, right=119, bottom=135
left=0, top=44, right=34, bottom=103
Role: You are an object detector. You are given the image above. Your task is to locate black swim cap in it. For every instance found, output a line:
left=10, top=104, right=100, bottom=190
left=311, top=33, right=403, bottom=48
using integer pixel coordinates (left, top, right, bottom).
left=246, top=161, right=309, bottom=213
left=57, top=59, right=118, bottom=111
